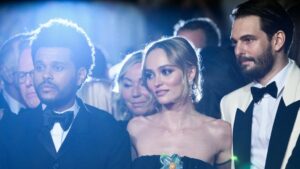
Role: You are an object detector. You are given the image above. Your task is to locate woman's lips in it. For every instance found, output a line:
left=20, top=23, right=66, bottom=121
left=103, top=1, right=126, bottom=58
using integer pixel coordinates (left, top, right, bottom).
left=155, top=89, right=168, bottom=97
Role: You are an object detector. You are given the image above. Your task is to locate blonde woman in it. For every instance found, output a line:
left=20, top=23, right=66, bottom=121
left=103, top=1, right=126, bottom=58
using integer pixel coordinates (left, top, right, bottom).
left=128, top=37, right=232, bottom=169
left=113, top=51, right=156, bottom=124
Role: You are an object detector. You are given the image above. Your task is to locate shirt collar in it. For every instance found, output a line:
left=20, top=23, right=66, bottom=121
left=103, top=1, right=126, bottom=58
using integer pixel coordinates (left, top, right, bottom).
left=253, top=59, right=293, bottom=96
left=43, top=99, right=79, bottom=118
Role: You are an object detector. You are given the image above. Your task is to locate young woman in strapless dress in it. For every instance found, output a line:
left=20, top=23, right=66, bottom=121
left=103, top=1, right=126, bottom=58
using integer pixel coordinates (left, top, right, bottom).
left=127, top=37, right=232, bottom=169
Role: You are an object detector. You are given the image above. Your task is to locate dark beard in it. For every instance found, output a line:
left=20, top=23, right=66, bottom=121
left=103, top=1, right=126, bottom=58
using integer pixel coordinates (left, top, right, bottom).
left=35, top=79, right=78, bottom=110
left=237, top=45, right=274, bottom=81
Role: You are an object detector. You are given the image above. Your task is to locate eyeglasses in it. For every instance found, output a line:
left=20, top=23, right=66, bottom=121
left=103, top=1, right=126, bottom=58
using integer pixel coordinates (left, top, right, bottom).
left=14, top=71, right=34, bottom=84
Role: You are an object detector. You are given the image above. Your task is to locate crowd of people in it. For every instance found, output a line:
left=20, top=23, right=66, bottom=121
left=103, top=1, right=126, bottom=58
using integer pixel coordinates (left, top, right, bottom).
left=0, top=1, right=300, bottom=169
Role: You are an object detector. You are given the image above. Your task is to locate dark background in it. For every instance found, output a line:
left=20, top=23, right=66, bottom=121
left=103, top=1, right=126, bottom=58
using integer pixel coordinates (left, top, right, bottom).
left=0, top=0, right=299, bottom=65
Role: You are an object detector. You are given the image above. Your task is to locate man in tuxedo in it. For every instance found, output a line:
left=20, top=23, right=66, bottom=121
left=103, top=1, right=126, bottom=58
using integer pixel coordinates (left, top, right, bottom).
left=221, top=1, right=300, bottom=169
left=14, top=19, right=131, bottom=169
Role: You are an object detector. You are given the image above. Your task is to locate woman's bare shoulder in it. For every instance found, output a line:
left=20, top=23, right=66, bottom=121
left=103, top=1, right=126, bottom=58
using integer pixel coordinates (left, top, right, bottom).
left=195, top=115, right=232, bottom=152
left=196, top=114, right=231, bottom=138
left=127, top=116, right=146, bottom=131
left=127, top=114, right=158, bottom=135
left=210, top=118, right=231, bottom=130
left=208, top=118, right=232, bottom=146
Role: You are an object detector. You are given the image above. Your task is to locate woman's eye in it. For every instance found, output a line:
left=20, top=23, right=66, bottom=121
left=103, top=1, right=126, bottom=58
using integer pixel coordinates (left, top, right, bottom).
left=144, top=71, right=154, bottom=80
left=122, top=83, right=132, bottom=88
left=161, top=68, right=173, bottom=76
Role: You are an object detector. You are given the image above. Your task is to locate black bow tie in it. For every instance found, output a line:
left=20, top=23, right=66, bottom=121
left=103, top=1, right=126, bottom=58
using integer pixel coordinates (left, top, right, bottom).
left=250, top=81, right=278, bottom=103
left=44, top=109, right=74, bottom=131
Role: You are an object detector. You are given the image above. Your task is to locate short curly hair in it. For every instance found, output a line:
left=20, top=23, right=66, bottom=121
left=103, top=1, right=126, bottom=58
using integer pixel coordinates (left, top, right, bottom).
left=31, top=18, right=95, bottom=74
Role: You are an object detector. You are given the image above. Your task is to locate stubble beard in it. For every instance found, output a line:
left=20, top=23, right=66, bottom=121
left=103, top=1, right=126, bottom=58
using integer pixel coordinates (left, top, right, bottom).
left=36, top=79, right=78, bottom=110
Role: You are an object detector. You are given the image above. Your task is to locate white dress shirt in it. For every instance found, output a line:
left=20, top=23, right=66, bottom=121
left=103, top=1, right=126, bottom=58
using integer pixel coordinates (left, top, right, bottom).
left=45, top=101, right=79, bottom=152
left=251, top=60, right=292, bottom=169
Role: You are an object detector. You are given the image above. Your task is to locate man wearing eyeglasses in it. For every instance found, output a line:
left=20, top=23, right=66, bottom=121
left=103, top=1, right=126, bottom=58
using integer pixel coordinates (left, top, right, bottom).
left=0, top=33, right=38, bottom=169
left=0, top=32, right=40, bottom=122
left=0, top=34, right=27, bottom=118
left=16, top=39, right=40, bottom=109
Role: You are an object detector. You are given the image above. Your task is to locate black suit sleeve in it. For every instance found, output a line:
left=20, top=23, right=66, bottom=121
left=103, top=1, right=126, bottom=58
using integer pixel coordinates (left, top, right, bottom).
left=0, top=140, right=8, bottom=169
left=106, top=126, right=132, bottom=169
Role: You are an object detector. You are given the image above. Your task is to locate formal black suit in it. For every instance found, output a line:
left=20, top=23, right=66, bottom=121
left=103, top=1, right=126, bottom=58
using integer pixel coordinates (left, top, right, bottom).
left=0, top=93, right=18, bottom=134
left=13, top=98, right=131, bottom=169
left=0, top=93, right=20, bottom=169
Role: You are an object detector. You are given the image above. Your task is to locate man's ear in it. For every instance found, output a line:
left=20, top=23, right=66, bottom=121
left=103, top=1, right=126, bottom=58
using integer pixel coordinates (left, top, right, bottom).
left=187, top=66, right=196, bottom=83
left=0, top=66, right=15, bottom=84
left=272, top=30, right=285, bottom=52
left=77, top=67, right=87, bottom=86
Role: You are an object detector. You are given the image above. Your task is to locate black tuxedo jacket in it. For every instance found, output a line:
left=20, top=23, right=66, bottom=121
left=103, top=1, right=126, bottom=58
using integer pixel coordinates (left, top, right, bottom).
left=0, top=93, right=18, bottom=134
left=12, top=98, right=131, bottom=169
left=0, top=93, right=20, bottom=169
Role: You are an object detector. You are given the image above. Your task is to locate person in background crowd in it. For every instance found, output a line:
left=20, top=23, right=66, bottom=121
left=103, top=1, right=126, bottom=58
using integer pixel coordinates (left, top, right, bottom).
left=221, top=1, right=300, bottom=169
left=0, top=32, right=39, bottom=169
left=90, top=47, right=109, bottom=80
left=173, top=17, right=221, bottom=49
left=11, top=18, right=131, bottom=169
left=287, top=3, right=300, bottom=66
left=77, top=47, right=112, bottom=113
left=197, top=46, right=247, bottom=118
left=16, top=33, right=40, bottom=108
left=112, top=50, right=156, bottom=122
left=128, top=36, right=231, bottom=169
left=174, top=17, right=248, bottom=119
left=0, top=34, right=28, bottom=117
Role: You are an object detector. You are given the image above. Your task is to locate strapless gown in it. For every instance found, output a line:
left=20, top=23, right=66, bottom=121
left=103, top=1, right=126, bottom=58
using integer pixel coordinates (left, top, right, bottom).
left=132, top=155, right=215, bottom=169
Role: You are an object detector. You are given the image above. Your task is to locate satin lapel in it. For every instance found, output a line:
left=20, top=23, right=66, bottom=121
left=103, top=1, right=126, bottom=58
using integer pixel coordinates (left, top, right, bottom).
left=233, top=101, right=254, bottom=169
left=265, top=100, right=300, bottom=169
left=57, top=99, right=90, bottom=158
left=282, top=61, right=300, bottom=106
left=273, top=61, right=300, bottom=169
left=33, top=104, right=57, bottom=159
left=37, top=126, right=57, bottom=159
